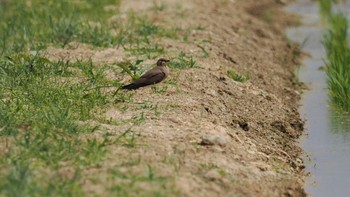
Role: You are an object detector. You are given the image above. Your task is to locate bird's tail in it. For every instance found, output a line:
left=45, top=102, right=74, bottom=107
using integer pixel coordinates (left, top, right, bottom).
left=121, top=83, right=142, bottom=90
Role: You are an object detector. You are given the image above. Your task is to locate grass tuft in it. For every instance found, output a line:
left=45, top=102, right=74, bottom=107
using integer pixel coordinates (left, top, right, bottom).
left=169, top=51, right=197, bottom=69
left=318, top=0, right=332, bottom=19
left=318, top=0, right=350, bottom=111
left=227, top=70, right=249, bottom=82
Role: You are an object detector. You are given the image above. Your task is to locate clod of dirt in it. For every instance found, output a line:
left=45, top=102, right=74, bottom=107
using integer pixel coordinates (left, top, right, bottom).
left=200, top=134, right=228, bottom=146
left=290, top=120, right=304, bottom=131
left=271, top=121, right=286, bottom=133
left=238, top=121, right=250, bottom=131
left=204, top=169, right=223, bottom=181
left=173, top=143, right=187, bottom=154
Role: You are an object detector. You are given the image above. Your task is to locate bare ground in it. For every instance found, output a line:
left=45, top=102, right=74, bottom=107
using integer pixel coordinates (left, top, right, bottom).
left=46, top=0, right=306, bottom=196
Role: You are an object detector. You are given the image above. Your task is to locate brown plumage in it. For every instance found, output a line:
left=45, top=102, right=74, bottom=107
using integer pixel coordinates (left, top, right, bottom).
left=121, top=58, right=170, bottom=90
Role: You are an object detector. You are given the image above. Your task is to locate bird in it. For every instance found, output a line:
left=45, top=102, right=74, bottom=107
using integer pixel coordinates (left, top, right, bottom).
left=121, top=58, right=170, bottom=90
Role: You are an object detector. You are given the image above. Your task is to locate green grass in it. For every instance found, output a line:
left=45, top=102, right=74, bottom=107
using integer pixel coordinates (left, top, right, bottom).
left=117, top=59, right=146, bottom=80
left=0, top=0, right=122, bottom=55
left=0, top=0, right=184, bottom=58
left=227, top=70, right=249, bottom=82
left=0, top=53, right=117, bottom=195
left=108, top=165, right=178, bottom=197
left=0, top=0, right=199, bottom=195
left=0, top=162, right=84, bottom=197
left=0, top=53, right=180, bottom=196
left=262, top=8, right=278, bottom=24
left=317, top=0, right=350, bottom=111
left=169, top=51, right=197, bottom=69
left=318, top=0, right=332, bottom=19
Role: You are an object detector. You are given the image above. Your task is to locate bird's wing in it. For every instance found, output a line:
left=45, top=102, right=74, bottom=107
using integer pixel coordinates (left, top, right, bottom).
left=146, top=72, right=166, bottom=84
left=122, top=72, right=165, bottom=90
left=133, top=71, right=166, bottom=86
left=138, top=67, right=165, bottom=81
left=139, top=67, right=162, bottom=79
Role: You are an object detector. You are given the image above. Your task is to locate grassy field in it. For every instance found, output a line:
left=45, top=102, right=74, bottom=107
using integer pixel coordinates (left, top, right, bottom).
left=0, top=0, right=198, bottom=196
left=318, top=0, right=350, bottom=111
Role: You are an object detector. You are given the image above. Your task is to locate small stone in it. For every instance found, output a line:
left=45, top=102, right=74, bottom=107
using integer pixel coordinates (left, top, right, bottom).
left=200, top=135, right=227, bottom=146
left=239, top=121, right=249, bottom=131
left=174, top=143, right=187, bottom=154
left=204, top=169, right=222, bottom=181
left=255, top=162, right=270, bottom=172
left=206, top=89, right=217, bottom=97
left=271, top=121, right=286, bottom=133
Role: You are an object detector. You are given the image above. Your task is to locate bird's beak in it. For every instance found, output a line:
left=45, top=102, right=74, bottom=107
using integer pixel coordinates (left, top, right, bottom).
left=165, top=59, right=170, bottom=62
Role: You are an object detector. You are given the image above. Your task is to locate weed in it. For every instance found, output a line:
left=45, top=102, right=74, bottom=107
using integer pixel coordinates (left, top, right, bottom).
left=132, top=112, right=146, bottom=125
left=198, top=45, right=209, bottom=58
left=154, top=104, right=161, bottom=116
left=227, top=69, right=249, bottom=82
left=139, top=101, right=155, bottom=110
left=175, top=4, right=187, bottom=18
left=79, top=138, right=107, bottom=165
left=170, top=51, right=197, bottom=69
left=117, top=59, right=145, bottom=80
left=320, top=5, right=350, bottom=111
left=262, top=8, right=277, bottom=24
left=152, top=86, right=168, bottom=94
left=0, top=162, right=84, bottom=197
left=115, top=127, right=139, bottom=148
left=165, top=72, right=181, bottom=85
left=318, top=0, right=332, bottom=18
left=146, top=165, right=155, bottom=180
left=125, top=44, right=165, bottom=58
left=151, top=2, right=167, bottom=12
left=120, top=156, right=142, bottom=167
left=114, top=91, right=134, bottom=103
left=108, top=165, right=178, bottom=197
left=218, top=168, right=227, bottom=177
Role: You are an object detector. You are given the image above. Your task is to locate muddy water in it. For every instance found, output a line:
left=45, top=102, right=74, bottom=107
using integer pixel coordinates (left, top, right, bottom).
left=285, top=0, right=350, bottom=196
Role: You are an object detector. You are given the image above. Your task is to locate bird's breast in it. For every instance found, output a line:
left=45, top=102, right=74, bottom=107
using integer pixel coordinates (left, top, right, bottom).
left=163, top=66, right=169, bottom=77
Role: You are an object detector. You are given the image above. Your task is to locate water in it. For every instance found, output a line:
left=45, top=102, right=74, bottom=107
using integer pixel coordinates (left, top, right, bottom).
left=285, top=0, right=350, bottom=196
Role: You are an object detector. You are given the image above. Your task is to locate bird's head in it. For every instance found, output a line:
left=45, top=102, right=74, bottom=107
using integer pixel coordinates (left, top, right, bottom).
left=157, top=58, right=170, bottom=67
